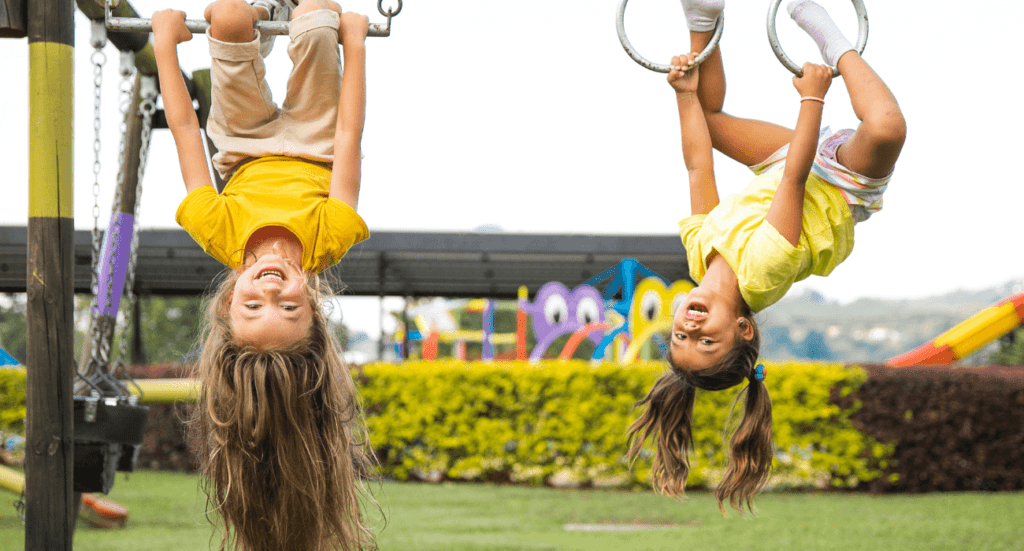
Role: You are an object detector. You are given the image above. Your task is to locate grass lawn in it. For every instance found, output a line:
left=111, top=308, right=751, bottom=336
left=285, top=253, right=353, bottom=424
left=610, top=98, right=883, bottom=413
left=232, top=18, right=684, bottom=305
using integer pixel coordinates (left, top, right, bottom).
left=0, top=471, right=1021, bottom=550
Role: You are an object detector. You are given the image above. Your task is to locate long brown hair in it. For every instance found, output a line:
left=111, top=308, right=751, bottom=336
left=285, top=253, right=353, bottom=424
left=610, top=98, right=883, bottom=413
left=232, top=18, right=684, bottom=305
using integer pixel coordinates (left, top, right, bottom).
left=192, top=270, right=377, bottom=550
left=627, top=313, right=772, bottom=514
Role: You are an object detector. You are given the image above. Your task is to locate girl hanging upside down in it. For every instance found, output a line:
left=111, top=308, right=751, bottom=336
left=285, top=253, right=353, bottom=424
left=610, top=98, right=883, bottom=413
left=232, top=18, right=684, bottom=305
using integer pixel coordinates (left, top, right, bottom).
left=628, top=0, right=906, bottom=514
left=152, top=1, right=376, bottom=549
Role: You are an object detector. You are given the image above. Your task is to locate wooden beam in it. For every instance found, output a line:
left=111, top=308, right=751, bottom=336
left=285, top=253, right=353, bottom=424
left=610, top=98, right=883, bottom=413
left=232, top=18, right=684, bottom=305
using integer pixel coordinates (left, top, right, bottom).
left=26, top=0, right=75, bottom=546
left=75, top=0, right=146, bottom=53
left=1, top=0, right=27, bottom=38
left=75, top=0, right=158, bottom=75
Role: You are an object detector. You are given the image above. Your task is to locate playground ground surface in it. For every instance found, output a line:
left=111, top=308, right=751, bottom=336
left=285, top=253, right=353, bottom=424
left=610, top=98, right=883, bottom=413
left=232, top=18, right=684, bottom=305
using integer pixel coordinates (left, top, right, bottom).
left=0, top=471, right=1021, bottom=550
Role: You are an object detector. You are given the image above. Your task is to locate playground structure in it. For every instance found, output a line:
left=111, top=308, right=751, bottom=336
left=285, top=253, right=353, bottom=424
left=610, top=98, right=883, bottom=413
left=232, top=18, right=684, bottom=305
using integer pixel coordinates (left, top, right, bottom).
left=394, top=259, right=695, bottom=363
left=887, top=293, right=1024, bottom=367
left=4, top=0, right=404, bottom=546
left=7, top=0, right=1016, bottom=546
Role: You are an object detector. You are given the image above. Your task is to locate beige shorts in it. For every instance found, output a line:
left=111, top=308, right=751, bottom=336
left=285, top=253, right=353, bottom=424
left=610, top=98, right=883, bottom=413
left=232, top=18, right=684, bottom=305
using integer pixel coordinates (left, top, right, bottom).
left=207, top=9, right=341, bottom=180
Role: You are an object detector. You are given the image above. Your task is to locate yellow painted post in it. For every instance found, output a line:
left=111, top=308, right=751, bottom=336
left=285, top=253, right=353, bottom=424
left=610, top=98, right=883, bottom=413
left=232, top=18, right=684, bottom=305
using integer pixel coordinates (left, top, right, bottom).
left=26, top=0, right=75, bottom=547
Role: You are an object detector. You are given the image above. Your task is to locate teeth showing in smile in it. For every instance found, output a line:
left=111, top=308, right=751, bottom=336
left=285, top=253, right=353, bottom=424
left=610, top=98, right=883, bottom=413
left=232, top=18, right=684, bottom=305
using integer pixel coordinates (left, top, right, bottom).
left=685, top=304, right=707, bottom=320
left=257, top=269, right=284, bottom=281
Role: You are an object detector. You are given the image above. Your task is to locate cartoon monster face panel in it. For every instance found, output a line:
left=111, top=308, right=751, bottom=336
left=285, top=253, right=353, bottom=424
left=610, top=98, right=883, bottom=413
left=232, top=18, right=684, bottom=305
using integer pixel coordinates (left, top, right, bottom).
left=629, top=278, right=696, bottom=335
left=521, top=282, right=607, bottom=358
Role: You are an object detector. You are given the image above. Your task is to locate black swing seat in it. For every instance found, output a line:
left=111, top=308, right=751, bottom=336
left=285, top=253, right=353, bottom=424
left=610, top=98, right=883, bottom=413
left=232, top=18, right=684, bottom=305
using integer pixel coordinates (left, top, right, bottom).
left=73, top=396, right=149, bottom=494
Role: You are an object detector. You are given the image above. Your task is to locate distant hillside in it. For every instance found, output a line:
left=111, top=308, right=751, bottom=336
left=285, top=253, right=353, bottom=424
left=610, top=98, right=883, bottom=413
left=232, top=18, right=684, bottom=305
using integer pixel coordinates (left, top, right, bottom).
left=758, top=279, right=1024, bottom=364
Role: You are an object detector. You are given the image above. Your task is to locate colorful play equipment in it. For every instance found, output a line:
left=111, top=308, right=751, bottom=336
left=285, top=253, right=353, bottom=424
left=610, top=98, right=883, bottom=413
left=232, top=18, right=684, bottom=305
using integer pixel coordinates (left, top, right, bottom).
left=520, top=282, right=607, bottom=361
left=887, top=293, right=1024, bottom=367
left=393, top=298, right=517, bottom=361
left=393, top=259, right=694, bottom=363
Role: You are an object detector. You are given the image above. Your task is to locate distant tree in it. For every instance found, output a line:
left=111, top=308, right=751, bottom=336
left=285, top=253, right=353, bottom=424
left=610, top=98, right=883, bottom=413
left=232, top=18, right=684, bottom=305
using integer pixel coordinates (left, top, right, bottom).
left=801, top=330, right=835, bottom=360
left=761, top=326, right=793, bottom=357
left=989, top=326, right=1024, bottom=365
left=132, top=296, right=205, bottom=364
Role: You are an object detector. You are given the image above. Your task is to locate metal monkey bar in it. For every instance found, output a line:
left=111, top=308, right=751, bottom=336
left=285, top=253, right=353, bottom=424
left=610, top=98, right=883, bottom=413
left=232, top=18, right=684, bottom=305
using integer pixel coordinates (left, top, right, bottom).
left=99, top=0, right=402, bottom=38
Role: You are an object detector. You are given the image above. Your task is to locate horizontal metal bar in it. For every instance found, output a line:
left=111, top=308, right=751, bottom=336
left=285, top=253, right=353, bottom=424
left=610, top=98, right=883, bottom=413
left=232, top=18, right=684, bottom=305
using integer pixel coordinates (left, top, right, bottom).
left=106, top=16, right=390, bottom=37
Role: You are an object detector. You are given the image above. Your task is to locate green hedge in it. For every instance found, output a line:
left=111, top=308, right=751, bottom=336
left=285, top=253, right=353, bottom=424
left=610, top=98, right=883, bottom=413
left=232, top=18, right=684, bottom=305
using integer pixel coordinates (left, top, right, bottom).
left=0, top=368, right=26, bottom=434
left=0, top=361, right=894, bottom=490
left=358, top=360, right=891, bottom=490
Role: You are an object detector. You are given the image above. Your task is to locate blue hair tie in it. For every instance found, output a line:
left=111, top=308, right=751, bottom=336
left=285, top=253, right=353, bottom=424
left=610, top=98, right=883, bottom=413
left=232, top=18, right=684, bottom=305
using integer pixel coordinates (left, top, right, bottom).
left=754, top=363, right=766, bottom=382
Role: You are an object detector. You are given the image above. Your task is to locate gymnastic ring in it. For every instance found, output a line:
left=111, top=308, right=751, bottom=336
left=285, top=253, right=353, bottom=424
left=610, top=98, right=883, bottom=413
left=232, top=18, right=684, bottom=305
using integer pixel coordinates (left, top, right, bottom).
left=616, top=0, right=724, bottom=74
left=767, top=0, right=868, bottom=77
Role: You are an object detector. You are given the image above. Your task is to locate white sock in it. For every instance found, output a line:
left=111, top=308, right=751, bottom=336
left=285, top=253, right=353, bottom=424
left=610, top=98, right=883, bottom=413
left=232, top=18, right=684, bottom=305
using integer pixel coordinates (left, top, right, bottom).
left=681, top=0, right=724, bottom=32
left=787, top=0, right=854, bottom=67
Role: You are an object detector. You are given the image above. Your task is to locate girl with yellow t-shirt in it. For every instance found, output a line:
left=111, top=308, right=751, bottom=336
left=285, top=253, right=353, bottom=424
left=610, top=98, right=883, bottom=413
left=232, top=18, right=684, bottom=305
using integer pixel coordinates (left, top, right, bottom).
left=628, top=0, right=906, bottom=514
left=153, top=2, right=376, bottom=550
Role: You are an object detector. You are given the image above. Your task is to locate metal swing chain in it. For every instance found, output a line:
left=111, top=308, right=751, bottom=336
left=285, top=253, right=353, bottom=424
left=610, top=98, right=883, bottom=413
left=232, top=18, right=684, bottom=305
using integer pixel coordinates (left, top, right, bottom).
left=111, top=76, right=156, bottom=403
left=80, top=22, right=110, bottom=397
left=14, top=490, right=24, bottom=523
left=89, top=47, right=106, bottom=300
left=85, top=56, right=136, bottom=390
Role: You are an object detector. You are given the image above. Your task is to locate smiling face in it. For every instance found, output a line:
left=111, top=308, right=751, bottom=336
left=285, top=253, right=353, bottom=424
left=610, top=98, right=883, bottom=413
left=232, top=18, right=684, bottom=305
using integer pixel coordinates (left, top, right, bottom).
left=668, top=284, right=753, bottom=371
left=229, top=253, right=313, bottom=349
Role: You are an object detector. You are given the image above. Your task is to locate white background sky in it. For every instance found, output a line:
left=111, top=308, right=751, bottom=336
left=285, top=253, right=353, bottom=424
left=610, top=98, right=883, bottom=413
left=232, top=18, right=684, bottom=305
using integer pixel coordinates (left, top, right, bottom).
left=2, top=0, right=1023, bottom=339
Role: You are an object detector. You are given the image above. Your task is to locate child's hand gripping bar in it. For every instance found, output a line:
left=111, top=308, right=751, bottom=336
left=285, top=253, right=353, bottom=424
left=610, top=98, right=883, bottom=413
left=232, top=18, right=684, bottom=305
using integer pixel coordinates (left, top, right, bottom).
left=102, top=0, right=401, bottom=38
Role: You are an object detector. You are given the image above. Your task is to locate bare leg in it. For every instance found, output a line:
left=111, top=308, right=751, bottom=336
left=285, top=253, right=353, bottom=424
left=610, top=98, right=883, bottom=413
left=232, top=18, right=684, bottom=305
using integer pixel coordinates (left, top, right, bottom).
left=205, top=0, right=261, bottom=43
left=690, top=30, right=795, bottom=167
left=833, top=51, right=907, bottom=178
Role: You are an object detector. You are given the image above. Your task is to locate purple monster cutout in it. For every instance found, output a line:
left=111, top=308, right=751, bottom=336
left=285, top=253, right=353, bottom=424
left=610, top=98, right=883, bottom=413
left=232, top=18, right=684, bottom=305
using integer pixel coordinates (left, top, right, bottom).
left=519, top=282, right=606, bottom=361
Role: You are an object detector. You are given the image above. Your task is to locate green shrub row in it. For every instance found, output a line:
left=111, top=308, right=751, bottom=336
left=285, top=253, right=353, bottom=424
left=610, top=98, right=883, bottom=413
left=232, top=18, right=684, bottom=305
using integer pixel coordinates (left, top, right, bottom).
left=0, top=361, right=893, bottom=490
left=358, top=360, right=892, bottom=490
left=0, top=368, right=26, bottom=434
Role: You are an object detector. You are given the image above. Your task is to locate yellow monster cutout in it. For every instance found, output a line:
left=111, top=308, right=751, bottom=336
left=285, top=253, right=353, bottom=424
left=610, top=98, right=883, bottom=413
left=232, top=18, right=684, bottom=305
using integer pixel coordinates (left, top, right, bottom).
left=625, top=277, right=695, bottom=361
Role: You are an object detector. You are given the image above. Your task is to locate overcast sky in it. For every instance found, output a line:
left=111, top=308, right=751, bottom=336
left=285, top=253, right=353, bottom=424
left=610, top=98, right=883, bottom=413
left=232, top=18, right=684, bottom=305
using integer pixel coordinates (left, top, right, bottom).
left=3, top=0, right=1023, bottom=338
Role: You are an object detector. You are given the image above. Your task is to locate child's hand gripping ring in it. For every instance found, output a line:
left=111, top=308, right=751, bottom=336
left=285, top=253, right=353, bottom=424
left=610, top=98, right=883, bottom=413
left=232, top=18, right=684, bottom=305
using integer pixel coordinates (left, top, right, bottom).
left=615, top=0, right=723, bottom=74
left=767, top=0, right=869, bottom=78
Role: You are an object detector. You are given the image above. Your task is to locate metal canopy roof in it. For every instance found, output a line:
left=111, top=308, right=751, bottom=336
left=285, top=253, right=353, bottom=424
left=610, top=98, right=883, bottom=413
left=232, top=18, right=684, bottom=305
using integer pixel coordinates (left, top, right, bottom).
left=0, top=227, right=690, bottom=298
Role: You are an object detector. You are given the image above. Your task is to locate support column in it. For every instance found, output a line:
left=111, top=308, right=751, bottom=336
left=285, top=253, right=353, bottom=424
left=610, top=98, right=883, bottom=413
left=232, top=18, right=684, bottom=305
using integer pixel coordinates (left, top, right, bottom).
left=26, top=0, right=75, bottom=547
left=1, top=0, right=27, bottom=38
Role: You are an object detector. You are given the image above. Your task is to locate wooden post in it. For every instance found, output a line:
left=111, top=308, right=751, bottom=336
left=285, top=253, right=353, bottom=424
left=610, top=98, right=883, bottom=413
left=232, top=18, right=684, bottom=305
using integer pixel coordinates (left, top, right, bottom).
left=26, top=0, right=75, bottom=546
left=1, top=0, right=27, bottom=38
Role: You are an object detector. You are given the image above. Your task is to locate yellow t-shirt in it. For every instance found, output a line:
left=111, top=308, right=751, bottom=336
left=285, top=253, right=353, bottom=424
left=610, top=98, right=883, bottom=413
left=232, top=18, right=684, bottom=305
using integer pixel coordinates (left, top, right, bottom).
left=175, top=156, right=369, bottom=273
left=679, top=170, right=855, bottom=313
